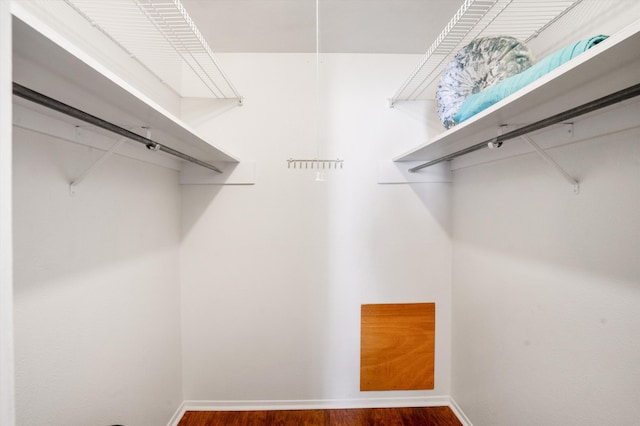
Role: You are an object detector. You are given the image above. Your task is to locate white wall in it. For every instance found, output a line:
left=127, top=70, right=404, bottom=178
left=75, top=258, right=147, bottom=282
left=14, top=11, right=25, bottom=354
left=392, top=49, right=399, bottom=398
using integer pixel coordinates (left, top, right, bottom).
left=1, top=0, right=15, bottom=424
left=451, top=101, right=640, bottom=425
left=179, top=53, right=452, bottom=404
left=13, top=127, right=184, bottom=425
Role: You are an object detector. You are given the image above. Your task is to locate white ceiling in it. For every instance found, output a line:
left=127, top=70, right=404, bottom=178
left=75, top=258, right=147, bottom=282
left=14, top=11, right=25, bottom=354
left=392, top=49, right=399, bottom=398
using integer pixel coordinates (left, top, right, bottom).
left=180, top=0, right=463, bottom=54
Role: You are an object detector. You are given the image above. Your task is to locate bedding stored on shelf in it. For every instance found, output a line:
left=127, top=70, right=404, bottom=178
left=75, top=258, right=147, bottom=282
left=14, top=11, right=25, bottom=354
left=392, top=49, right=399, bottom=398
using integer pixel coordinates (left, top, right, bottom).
left=436, top=36, right=535, bottom=129
left=453, top=35, right=609, bottom=126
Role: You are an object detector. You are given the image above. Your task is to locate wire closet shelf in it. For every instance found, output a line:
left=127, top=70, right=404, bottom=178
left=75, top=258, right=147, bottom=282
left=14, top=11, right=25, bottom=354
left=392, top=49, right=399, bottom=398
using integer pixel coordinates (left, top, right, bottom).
left=389, top=0, right=583, bottom=106
left=63, top=0, right=242, bottom=101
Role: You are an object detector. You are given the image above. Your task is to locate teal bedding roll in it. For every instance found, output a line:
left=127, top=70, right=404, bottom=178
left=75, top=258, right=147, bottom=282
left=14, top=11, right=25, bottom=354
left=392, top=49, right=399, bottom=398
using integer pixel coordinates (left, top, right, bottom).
left=453, top=35, right=609, bottom=125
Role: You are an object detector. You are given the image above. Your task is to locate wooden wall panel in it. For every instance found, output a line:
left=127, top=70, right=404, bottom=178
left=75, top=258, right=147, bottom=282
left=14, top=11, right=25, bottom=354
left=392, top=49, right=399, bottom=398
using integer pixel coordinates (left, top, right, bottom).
left=360, top=303, right=435, bottom=391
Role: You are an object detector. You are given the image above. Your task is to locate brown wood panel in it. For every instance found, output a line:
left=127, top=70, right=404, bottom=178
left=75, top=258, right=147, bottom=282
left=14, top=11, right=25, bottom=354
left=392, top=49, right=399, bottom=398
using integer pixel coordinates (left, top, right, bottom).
left=178, top=406, right=461, bottom=425
left=360, top=303, right=435, bottom=391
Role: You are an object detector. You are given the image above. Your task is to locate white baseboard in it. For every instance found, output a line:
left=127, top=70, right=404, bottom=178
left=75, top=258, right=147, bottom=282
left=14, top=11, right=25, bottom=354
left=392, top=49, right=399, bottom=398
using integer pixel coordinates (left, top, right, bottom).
left=183, top=395, right=450, bottom=411
left=167, top=401, right=186, bottom=426
left=167, top=396, right=471, bottom=426
left=449, top=397, right=474, bottom=426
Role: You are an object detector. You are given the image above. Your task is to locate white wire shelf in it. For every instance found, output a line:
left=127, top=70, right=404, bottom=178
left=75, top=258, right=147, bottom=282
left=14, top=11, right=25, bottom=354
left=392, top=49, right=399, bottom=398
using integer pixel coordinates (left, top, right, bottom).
left=389, top=0, right=583, bottom=106
left=63, top=0, right=242, bottom=101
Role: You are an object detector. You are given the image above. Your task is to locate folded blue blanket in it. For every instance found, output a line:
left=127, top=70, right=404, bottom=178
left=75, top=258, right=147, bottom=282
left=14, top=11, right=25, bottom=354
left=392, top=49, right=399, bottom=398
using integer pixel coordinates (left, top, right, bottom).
left=453, top=35, right=609, bottom=125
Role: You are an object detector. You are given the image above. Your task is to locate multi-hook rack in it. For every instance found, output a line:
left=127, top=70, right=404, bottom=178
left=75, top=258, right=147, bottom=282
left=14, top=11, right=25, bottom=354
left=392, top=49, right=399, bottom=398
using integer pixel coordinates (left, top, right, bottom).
left=287, top=158, right=344, bottom=170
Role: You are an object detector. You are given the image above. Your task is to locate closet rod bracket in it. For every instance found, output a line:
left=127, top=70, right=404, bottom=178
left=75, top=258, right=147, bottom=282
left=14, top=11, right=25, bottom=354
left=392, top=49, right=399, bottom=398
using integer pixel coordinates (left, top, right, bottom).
left=521, top=134, right=579, bottom=194
left=69, top=135, right=130, bottom=195
left=563, top=122, right=574, bottom=138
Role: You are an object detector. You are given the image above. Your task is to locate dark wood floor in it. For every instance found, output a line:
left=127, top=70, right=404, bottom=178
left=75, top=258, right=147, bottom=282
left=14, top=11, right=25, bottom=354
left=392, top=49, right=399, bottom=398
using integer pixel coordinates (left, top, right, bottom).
left=178, top=406, right=462, bottom=425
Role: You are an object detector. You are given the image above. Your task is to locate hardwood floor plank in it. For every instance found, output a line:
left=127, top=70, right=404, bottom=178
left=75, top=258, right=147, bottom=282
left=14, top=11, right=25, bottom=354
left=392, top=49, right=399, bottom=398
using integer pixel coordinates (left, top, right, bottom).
left=178, top=406, right=462, bottom=426
left=270, top=409, right=327, bottom=426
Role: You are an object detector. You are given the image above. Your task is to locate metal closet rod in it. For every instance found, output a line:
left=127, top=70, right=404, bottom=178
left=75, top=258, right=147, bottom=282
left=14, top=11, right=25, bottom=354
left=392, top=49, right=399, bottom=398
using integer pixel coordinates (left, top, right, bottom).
left=409, top=82, right=640, bottom=172
left=12, top=83, right=223, bottom=173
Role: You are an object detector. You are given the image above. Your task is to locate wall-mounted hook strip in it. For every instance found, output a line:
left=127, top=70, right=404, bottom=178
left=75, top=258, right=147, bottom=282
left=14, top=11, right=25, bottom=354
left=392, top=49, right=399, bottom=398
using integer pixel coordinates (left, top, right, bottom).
left=287, top=158, right=344, bottom=170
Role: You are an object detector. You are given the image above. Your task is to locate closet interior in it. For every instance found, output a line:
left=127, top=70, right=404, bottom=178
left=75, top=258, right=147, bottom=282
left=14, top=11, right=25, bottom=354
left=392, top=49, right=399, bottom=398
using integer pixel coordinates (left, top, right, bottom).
left=3, top=0, right=639, bottom=425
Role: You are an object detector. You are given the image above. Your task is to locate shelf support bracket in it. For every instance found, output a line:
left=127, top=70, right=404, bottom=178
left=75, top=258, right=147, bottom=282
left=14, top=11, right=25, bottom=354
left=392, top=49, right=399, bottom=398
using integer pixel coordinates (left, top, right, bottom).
left=69, top=135, right=129, bottom=195
left=521, top=134, right=579, bottom=194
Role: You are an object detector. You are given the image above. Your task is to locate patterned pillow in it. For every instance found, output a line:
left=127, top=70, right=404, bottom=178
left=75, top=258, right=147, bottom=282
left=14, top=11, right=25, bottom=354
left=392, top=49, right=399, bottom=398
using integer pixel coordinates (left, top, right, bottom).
left=436, top=36, right=534, bottom=129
